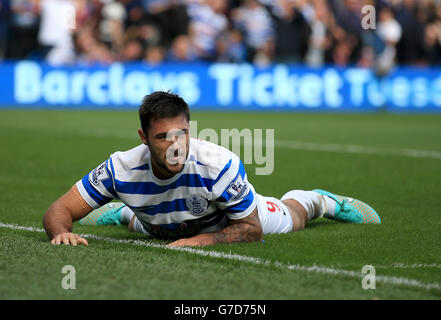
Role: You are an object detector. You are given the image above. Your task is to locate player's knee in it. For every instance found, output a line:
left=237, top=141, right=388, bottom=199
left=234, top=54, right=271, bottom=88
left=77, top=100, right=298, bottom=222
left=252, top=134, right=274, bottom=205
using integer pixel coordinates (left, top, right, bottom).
left=282, top=199, right=307, bottom=232
left=291, top=211, right=306, bottom=231
left=293, top=217, right=306, bottom=231
left=128, top=216, right=136, bottom=232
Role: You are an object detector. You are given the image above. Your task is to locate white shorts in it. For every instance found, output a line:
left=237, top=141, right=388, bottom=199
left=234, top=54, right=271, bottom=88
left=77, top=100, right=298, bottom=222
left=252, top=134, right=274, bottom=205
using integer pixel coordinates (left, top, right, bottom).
left=256, top=194, right=293, bottom=234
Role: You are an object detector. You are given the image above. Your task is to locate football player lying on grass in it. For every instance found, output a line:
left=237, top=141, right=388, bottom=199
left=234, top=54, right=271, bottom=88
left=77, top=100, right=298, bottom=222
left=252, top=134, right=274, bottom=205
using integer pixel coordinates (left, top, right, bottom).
left=43, top=91, right=381, bottom=247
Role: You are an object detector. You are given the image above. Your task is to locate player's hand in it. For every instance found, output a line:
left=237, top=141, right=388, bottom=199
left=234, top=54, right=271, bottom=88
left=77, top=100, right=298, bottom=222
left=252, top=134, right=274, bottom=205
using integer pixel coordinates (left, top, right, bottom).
left=167, top=234, right=213, bottom=247
left=51, top=232, right=89, bottom=246
left=167, top=238, right=200, bottom=247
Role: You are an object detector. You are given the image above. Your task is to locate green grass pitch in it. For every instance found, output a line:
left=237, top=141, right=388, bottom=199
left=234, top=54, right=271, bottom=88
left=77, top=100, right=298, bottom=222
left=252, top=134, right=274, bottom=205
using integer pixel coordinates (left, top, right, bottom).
left=0, top=109, right=440, bottom=300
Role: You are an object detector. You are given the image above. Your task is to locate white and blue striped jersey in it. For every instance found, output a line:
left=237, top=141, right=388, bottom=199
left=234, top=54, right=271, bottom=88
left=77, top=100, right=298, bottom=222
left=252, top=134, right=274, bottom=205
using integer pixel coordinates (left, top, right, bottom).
left=75, top=138, right=257, bottom=239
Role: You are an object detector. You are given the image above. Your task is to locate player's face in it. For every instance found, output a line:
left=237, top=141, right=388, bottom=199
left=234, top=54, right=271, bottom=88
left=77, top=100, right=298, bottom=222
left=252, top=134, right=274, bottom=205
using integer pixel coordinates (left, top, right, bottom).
left=139, top=113, right=190, bottom=179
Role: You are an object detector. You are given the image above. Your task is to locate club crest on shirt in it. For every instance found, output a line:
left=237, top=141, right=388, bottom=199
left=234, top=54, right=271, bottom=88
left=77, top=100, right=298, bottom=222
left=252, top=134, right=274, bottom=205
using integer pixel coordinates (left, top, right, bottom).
left=227, top=174, right=248, bottom=200
left=186, top=194, right=209, bottom=216
left=89, top=162, right=109, bottom=186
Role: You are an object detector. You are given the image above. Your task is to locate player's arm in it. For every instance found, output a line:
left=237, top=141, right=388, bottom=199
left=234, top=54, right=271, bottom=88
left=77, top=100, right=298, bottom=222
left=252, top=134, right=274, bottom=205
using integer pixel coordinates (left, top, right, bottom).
left=169, top=154, right=261, bottom=247
left=43, top=185, right=92, bottom=245
left=44, top=159, right=116, bottom=245
left=168, top=207, right=262, bottom=247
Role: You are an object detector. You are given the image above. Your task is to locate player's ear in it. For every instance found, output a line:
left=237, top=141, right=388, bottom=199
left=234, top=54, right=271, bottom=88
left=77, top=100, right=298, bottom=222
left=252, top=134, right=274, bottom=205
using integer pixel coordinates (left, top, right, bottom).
left=138, top=128, right=149, bottom=146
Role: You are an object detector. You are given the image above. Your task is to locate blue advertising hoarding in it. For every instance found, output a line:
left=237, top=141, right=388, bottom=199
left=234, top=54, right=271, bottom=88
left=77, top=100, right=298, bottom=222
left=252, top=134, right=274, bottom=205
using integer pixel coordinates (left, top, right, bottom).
left=1, top=61, right=441, bottom=111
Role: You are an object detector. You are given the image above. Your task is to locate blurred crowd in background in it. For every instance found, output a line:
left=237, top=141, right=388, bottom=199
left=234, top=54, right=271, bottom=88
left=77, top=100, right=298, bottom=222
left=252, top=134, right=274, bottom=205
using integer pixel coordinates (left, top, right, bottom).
left=1, top=0, right=441, bottom=71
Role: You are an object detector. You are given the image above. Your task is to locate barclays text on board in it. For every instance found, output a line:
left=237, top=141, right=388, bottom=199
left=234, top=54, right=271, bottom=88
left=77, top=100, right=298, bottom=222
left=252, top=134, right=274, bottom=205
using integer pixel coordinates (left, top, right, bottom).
left=4, top=61, right=441, bottom=111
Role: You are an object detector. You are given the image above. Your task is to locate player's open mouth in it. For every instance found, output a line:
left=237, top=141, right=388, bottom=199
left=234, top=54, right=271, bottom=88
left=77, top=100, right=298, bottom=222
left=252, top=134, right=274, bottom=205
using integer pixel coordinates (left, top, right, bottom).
left=166, top=156, right=186, bottom=166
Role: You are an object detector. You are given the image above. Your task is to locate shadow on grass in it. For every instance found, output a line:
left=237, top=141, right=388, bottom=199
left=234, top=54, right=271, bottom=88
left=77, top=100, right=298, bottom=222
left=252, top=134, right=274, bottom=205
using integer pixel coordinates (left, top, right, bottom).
left=305, top=219, right=339, bottom=229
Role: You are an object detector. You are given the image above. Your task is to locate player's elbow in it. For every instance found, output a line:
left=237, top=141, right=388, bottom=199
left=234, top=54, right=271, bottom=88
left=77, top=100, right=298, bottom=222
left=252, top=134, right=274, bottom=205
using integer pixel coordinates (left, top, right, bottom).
left=226, top=208, right=263, bottom=243
left=254, top=226, right=264, bottom=242
left=244, top=208, right=264, bottom=242
left=247, top=222, right=263, bottom=243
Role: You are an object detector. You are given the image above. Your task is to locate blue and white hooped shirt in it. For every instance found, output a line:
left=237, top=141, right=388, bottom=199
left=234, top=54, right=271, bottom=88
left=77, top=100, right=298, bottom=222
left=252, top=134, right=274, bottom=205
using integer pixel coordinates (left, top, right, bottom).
left=76, top=138, right=257, bottom=239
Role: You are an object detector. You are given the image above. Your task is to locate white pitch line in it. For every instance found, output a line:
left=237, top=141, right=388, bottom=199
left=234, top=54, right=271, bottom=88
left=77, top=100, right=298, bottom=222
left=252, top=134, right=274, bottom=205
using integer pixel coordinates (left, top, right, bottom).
left=1, top=222, right=440, bottom=292
left=273, top=140, right=441, bottom=160
left=377, top=263, right=441, bottom=269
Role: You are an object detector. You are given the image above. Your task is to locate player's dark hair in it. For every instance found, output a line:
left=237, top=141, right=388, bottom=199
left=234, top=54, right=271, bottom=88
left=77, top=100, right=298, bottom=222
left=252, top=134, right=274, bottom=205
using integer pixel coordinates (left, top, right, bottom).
left=139, top=91, right=190, bottom=135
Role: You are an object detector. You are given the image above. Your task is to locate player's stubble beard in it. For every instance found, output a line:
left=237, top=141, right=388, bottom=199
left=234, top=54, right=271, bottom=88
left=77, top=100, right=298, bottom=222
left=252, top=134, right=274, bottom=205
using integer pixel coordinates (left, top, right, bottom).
left=149, top=135, right=189, bottom=180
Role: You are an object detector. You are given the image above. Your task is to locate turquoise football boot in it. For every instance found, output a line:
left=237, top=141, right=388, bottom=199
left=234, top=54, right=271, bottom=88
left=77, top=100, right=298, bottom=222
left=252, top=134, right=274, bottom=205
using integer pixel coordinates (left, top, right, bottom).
left=313, top=189, right=381, bottom=224
left=79, top=202, right=126, bottom=225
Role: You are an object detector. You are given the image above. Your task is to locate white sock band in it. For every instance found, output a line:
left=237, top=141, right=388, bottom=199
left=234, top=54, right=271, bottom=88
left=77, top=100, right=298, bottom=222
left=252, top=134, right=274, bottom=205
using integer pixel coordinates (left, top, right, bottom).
left=120, top=205, right=135, bottom=224
left=281, top=190, right=328, bottom=221
left=133, top=217, right=149, bottom=234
